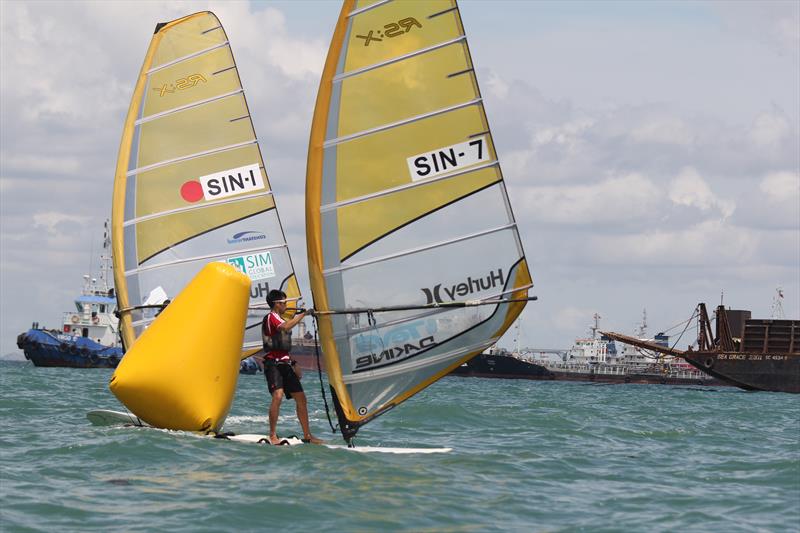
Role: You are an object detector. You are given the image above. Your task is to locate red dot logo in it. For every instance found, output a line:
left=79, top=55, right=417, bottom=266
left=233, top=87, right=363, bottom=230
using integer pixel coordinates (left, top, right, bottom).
left=180, top=180, right=203, bottom=203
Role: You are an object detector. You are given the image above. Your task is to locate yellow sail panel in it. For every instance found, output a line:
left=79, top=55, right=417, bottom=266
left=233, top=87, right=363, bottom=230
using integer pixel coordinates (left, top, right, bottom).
left=135, top=196, right=274, bottom=264
left=137, top=95, right=255, bottom=169
left=143, top=46, right=239, bottom=117
left=337, top=41, right=475, bottom=137
left=344, top=0, right=460, bottom=72
left=334, top=105, right=492, bottom=202
left=337, top=166, right=500, bottom=260
left=150, top=13, right=227, bottom=69
left=134, top=144, right=264, bottom=219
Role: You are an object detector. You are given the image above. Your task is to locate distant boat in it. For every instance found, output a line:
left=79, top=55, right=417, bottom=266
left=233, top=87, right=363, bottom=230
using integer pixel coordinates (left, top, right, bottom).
left=452, top=312, right=726, bottom=386
left=17, top=221, right=123, bottom=368
left=603, top=303, right=799, bottom=393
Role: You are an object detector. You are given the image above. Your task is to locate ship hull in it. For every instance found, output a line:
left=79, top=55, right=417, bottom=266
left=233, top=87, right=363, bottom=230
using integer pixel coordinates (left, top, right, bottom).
left=683, top=351, right=800, bottom=393
left=451, top=353, right=726, bottom=387
left=17, top=330, right=123, bottom=369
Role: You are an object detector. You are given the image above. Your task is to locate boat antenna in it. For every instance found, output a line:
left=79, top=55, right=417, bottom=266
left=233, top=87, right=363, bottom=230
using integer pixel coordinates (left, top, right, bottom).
left=638, top=309, right=647, bottom=337
left=591, top=313, right=601, bottom=339
left=771, top=287, right=785, bottom=319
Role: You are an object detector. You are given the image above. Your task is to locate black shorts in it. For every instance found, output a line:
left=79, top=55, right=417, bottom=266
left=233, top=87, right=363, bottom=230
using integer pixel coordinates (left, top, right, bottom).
left=265, top=361, right=303, bottom=399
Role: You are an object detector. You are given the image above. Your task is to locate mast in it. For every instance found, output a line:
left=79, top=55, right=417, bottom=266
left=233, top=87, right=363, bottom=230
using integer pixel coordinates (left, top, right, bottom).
left=772, top=287, right=785, bottom=319
left=591, top=313, right=601, bottom=339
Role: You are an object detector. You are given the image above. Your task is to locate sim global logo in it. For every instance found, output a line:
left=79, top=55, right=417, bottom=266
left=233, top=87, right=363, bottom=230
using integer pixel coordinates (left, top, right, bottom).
left=180, top=163, right=265, bottom=203
left=225, top=252, right=276, bottom=281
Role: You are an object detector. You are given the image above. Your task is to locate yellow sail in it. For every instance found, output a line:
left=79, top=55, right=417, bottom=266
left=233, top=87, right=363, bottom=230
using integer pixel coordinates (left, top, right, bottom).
left=112, top=12, right=301, bottom=357
left=307, top=0, right=533, bottom=441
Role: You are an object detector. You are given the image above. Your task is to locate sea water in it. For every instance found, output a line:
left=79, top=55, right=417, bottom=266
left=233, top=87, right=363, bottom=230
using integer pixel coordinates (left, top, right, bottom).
left=1, top=360, right=798, bottom=532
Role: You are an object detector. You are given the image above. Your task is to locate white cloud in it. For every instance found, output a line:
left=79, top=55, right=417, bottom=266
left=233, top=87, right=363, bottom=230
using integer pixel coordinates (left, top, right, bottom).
left=630, top=116, right=693, bottom=146
left=32, top=212, right=91, bottom=233
left=714, top=0, right=800, bottom=59
left=749, top=110, right=792, bottom=149
left=486, top=71, right=509, bottom=100
left=589, top=219, right=760, bottom=267
left=759, top=170, right=800, bottom=202
left=668, top=167, right=735, bottom=217
left=517, top=173, right=660, bottom=226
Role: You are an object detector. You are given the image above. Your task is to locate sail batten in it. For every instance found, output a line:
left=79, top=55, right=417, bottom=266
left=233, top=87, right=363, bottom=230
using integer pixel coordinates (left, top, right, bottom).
left=323, top=223, right=517, bottom=275
left=146, top=41, right=230, bottom=74
left=123, top=190, right=273, bottom=226
left=323, top=98, right=482, bottom=147
left=332, top=35, right=467, bottom=82
left=320, top=160, right=499, bottom=212
left=134, top=89, right=244, bottom=125
left=348, top=0, right=391, bottom=17
left=125, top=140, right=258, bottom=176
left=125, top=242, right=290, bottom=276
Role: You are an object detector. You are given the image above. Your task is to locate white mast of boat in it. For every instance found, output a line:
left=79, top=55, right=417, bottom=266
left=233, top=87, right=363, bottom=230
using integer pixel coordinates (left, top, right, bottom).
left=771, top=287, right=785, bottom=319
left=591, top=313, right=601, bottom=339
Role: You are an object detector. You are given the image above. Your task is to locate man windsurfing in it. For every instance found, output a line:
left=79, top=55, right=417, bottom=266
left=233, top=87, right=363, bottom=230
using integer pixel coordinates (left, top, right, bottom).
left=260, top=289, right=323, bottom=445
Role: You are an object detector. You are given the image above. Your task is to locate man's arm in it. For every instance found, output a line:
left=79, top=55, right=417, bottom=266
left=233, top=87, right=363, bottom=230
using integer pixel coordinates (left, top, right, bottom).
left=276, top=311, right=307, bottom=331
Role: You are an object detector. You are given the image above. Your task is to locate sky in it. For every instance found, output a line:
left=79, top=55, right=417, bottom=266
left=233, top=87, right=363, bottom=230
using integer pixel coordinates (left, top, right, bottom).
left=1, top=0, right=798, bottom=357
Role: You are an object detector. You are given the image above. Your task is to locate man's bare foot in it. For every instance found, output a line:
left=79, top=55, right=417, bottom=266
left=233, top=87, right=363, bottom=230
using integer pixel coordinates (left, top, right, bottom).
left=302, top=435, right=325, bottom=444
left=269, top=435, right=282, bottom=445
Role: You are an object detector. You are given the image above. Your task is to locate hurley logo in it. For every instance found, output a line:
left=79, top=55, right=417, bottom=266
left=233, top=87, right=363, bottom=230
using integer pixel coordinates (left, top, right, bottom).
left=421, top=268, right=504, bottom=304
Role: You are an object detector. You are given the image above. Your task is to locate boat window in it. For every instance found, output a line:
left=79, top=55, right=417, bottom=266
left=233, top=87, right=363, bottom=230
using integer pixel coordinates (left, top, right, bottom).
left=100, top=304, right=106, bottom=313
left=82, top=328, right=89, bottom=337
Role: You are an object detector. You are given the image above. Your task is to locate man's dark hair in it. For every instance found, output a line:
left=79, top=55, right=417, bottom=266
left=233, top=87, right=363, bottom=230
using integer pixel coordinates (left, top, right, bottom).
left=267, top=289, right=286, bottom=309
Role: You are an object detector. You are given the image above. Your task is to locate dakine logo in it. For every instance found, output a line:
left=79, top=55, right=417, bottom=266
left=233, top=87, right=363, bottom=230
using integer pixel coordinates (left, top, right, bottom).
left=179, top=163, right=265, bottom=203
left=421, top=268, right=504, bottom=304
left=227, top=231, right=267, bottom=245
left=353, top=319, right=438, bottom=371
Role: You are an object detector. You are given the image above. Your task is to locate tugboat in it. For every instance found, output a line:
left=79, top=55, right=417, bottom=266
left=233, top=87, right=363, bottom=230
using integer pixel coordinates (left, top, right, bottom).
left=603, top=300, right=799, bottom=393
left=16, top=222, right=123, bottom=368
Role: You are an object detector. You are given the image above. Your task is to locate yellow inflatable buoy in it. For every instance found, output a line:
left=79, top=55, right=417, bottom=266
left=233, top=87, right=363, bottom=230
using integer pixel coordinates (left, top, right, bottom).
left=109, top=262, right=250, bottom=432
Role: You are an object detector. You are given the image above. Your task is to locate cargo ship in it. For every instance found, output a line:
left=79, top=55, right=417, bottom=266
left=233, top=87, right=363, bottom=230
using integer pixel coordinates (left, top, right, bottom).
left=603, top=303, right=799, bottom=393
left=452, top=313, right=725, bottom=386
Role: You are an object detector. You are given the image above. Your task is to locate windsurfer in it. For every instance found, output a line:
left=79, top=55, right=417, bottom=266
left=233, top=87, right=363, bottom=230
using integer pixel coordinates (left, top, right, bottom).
left=260, top=289, right=323, bottom=445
